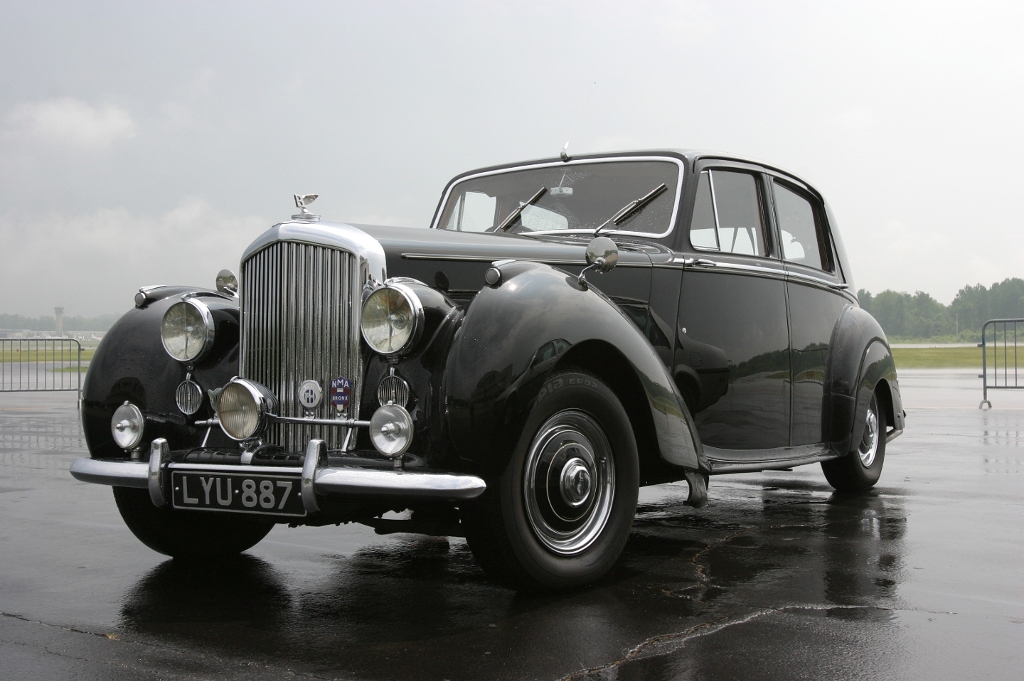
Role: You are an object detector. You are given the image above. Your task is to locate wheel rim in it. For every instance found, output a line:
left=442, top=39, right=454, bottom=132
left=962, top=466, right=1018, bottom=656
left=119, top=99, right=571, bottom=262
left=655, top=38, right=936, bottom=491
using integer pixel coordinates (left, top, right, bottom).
left=858, top=400, right=880, bottom=468
left=523, top=410, right=615, bottom=556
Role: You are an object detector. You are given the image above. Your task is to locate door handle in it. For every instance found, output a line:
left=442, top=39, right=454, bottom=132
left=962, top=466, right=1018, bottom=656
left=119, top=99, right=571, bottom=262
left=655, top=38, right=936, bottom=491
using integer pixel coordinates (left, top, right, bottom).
left=681, top=258, right=718, bottom=268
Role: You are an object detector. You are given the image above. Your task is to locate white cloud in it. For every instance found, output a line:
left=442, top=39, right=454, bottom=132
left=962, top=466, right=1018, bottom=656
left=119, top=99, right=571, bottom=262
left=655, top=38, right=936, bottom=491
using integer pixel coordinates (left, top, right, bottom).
left=5, top=98, right=137, bottom=150
left=0, top=200, right=269, bottom=316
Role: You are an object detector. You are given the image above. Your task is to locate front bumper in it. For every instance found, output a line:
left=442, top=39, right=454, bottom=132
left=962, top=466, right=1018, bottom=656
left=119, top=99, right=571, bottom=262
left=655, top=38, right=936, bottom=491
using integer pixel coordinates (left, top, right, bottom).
left=70, top=438, right=486, bottom=513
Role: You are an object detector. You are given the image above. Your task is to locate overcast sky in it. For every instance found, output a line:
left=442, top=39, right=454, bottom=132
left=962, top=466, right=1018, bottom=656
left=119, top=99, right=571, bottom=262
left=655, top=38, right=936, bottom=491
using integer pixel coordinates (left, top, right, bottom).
left=1, top=0, right=1021, bottom=317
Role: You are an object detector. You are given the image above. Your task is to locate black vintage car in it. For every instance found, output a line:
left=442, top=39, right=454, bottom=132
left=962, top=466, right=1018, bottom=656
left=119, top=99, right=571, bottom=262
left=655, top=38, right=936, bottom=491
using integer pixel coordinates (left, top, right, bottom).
left=71, top=150, right=904, bottom=591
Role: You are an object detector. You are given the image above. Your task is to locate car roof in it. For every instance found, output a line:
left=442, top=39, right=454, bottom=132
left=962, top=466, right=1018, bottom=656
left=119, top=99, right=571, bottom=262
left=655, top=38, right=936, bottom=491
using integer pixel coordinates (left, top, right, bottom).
left=445, top=149, right=821, bottom=199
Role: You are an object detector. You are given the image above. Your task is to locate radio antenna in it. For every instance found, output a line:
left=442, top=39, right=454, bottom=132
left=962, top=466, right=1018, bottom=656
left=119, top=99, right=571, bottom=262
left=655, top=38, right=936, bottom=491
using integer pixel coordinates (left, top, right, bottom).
left=560, top=82, right=596, bottom=162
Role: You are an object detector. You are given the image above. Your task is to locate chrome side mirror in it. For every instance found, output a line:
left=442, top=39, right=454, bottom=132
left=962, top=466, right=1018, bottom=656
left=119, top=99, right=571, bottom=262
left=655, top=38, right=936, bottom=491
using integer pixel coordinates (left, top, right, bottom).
left=578, top=237, right=618, bottom=288
left=216, top=269, right=238, bottom=296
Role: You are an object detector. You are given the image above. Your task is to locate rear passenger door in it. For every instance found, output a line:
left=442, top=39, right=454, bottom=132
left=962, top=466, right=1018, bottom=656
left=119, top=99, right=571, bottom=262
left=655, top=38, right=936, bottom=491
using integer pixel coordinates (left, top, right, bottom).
left=769, top=175, right=852, bottom=445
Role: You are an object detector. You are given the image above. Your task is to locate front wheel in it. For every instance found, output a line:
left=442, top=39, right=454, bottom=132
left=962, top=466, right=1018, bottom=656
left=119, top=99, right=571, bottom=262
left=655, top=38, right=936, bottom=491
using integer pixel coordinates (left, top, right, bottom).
left=113, top=487, right=274, bottom=558
left=822, top=392, right=887, bottom=492
left=463, top=371, right=639, bottom=591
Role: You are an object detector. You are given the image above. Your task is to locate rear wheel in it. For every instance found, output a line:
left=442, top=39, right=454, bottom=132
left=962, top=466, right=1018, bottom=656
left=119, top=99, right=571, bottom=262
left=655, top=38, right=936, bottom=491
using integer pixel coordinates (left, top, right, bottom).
left=463, top=371, right=639, bottom=591
left=113, top=487, right=274, bottom=558
left=822, top=392, right=886, bottom=491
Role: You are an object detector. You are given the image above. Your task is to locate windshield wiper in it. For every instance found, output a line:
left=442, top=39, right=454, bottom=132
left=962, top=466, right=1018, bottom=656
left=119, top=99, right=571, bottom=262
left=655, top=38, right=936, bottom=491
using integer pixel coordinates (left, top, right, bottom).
left=594, top=183, right=668, bottom=235
left=496, top=186, right=547, bottom=232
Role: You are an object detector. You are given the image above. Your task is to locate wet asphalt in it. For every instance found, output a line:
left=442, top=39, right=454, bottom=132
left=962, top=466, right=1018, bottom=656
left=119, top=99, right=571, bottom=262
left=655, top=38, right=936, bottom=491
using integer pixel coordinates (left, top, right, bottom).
left=1, top=370, right=1022, bottom=680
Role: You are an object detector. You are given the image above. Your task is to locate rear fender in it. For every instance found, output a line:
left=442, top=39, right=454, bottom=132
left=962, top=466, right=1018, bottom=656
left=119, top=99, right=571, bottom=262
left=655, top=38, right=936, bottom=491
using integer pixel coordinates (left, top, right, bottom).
left=824, top=306, right=904, bottom=453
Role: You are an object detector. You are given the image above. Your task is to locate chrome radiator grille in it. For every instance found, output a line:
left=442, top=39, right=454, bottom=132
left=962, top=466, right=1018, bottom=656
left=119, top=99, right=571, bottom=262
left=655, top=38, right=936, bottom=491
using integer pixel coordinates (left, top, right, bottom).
left=239, top=241, right=363, bottom=452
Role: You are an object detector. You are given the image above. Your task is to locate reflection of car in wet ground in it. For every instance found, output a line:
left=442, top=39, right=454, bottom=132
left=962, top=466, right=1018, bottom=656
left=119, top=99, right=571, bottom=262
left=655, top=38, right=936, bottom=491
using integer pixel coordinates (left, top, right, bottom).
left=70, top=150, right=904, bottom=590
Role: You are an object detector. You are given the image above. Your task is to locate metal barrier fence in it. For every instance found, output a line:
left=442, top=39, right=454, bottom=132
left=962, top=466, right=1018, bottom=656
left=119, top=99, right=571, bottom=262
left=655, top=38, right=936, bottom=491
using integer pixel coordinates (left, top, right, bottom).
left=0, top=338, right=83, bottom=397
left=979, top=318, right=1024, bottom=409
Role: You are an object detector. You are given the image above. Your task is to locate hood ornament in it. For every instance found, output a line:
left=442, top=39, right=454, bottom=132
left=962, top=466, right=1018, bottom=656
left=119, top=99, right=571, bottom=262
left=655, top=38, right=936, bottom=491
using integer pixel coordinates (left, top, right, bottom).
left=292, top=194, right=320, bottom=221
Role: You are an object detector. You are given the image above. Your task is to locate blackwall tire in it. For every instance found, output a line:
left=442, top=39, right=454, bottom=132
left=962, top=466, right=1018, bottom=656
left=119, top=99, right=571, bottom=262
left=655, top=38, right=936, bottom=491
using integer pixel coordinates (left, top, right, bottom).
left=822, top=393, right=887, bottom=492
left=463, top=371, right=639, bottom=592
left=113, top=487, right=274, bottom=558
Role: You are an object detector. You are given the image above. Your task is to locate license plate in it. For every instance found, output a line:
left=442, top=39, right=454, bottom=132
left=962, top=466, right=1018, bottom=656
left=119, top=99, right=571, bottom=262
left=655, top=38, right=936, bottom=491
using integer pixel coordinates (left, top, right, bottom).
left=171, top=471, right=306, bottom=517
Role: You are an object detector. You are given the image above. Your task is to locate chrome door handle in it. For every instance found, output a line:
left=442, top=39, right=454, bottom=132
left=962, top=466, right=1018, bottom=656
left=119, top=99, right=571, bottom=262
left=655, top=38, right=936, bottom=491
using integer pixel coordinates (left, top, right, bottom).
left=681, top=258, right=718, bottom=268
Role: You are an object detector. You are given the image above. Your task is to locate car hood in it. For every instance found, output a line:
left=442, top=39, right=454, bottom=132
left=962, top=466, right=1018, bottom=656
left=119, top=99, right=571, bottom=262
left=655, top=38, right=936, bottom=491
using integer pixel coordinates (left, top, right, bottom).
left=351, top=224, right=658, bottom=301
left=352, top=223, right=658, bottom=263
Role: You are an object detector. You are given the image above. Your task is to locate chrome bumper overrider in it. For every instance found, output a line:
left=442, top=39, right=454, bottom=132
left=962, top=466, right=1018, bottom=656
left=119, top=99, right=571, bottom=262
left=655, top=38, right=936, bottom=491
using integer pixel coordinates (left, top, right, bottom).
left=70, top=438, right=486, bottom=511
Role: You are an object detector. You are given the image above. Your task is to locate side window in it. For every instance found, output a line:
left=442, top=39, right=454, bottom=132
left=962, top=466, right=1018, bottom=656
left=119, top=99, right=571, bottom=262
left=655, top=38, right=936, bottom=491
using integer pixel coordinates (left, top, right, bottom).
left=443, top=191, right=497, bottom=232
left=773, top=181, right=828, bottom=271
left=690, top=172, right=718, bottom=249
left=689, top=170, right=767, bottom=256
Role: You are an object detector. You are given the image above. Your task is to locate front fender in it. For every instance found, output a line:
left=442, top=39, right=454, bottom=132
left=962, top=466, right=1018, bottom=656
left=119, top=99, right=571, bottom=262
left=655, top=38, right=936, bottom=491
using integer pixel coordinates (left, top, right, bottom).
left=81, top=289, right=239, bottom=459
left=442, top=261, right=703, bottom=478
left=824, top=305, right=903, bottom=452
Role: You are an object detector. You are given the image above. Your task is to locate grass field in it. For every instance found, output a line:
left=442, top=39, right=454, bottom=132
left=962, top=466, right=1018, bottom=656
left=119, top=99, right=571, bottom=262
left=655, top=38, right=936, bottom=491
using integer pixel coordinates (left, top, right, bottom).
left=892, top=346, right=982, bottom=369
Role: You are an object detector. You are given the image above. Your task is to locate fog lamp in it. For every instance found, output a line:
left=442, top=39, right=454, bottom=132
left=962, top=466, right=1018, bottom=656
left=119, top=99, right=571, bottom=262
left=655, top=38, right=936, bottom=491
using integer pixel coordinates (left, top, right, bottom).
left=369, top=404, right=414, bottom=458
left=111, top=401, right=145, bottom=450
left=216, top=378, right=277, bottom=441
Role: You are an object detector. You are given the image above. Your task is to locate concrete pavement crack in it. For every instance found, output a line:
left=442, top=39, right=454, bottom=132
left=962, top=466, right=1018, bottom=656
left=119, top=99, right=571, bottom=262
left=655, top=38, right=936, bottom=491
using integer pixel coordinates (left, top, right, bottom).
left=1, top=610, right=114, bottom=639
left=688, top=527, right=755, bottom=585
left=561, top=604, right=906, bottom=680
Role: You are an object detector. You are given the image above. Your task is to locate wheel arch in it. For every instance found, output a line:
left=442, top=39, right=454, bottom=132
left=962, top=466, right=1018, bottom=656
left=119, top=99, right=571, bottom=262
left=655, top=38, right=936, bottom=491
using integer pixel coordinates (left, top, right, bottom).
left=825, top=305, right=904, bottom=454
left=442, top=260, right=707, bottom=480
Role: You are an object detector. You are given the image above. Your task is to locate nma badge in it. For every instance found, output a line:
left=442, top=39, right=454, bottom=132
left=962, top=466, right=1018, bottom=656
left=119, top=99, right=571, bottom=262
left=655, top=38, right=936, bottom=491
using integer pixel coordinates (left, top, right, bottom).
left=330, top=376, right=351, bottom=409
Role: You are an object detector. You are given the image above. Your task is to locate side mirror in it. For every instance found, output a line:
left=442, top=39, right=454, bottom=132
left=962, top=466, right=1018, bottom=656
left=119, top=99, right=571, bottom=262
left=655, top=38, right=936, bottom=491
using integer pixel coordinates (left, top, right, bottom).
left=585, top=237, right=618, bottom=273
left=579, top=237, right=618, bottom=288
left=216, top=269, right=239, bottom=296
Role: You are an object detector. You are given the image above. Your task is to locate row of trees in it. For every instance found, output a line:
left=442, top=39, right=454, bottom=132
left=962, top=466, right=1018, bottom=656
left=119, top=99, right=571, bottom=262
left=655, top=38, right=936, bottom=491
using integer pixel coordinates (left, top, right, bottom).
left=858, top=278, right=1024, bottom=342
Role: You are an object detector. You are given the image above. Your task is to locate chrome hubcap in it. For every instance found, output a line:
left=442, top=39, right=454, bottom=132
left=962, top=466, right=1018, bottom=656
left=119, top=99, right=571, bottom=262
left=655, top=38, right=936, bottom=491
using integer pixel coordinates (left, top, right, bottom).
left=523, top=410, right=615, bottom=555
left=859, top=403, right=879, bottom=467
left=560, top=458, right=592, bottom=506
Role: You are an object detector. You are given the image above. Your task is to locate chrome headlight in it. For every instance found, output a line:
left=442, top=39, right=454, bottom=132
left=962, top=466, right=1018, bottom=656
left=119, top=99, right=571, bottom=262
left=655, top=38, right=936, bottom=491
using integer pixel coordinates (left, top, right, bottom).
left=111, top=401, right=145, bottom=450
left=360, top=283, right=423, bottom=356
left=216, top=379, right=277, bottom=441
left=161, top=299, right=215, bottom=363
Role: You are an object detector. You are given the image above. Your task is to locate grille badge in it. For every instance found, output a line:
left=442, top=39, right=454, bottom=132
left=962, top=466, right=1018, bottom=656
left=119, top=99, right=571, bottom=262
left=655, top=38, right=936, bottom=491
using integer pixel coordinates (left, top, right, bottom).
left=330, top=376, right=352, bottom=411
left=297, top=380, right=322, bottom=410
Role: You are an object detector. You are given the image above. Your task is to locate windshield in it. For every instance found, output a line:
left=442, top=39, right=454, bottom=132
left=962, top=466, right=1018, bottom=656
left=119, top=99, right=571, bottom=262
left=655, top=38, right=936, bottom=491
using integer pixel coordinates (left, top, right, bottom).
left=435, top=159, right=680, bottom=236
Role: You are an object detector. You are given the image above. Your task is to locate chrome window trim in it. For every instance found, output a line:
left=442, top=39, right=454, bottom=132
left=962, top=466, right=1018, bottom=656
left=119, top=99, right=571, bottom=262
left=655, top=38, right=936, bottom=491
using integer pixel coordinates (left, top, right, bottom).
left=706, top=169, right=723, bottom=250
left=671, top=254, right=852, bottom=292
left=429, top=156, right=686, bottom=239
left=785, top=268, right=850, bottom=291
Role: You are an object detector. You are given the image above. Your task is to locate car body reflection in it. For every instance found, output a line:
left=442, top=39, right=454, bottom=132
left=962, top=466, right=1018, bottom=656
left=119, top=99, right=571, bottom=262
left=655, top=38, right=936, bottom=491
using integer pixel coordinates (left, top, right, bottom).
left=116, top=478, right=906, bottom=679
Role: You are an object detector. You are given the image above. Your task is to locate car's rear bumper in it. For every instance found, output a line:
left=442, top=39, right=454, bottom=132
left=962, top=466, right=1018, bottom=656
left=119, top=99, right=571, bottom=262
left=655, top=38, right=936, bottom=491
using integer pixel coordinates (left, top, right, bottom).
left=70, top=438, right=487, bottom=510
